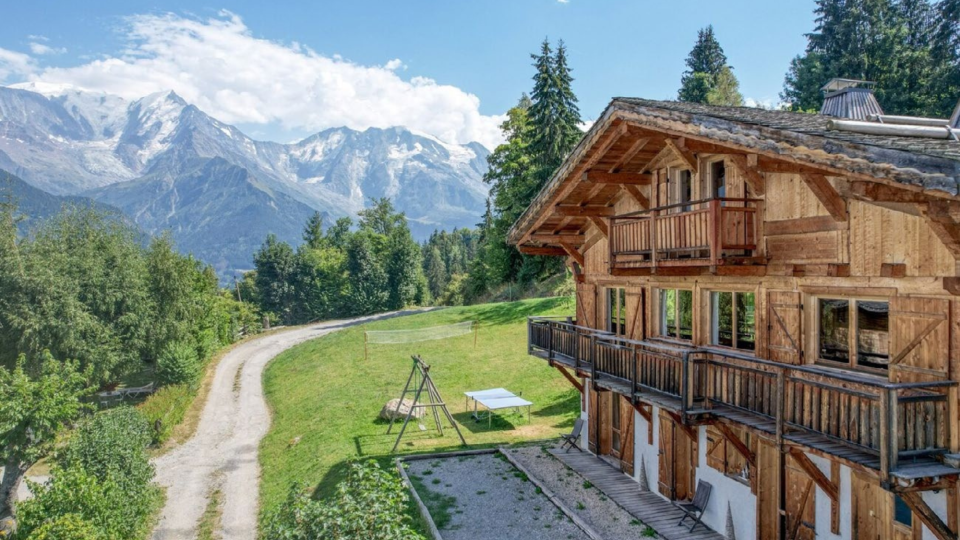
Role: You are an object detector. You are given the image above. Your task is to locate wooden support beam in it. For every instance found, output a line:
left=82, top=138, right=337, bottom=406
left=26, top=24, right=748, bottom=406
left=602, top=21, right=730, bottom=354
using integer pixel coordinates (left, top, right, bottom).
left=588, top=216, right=608, bottom=238
left=665, top=411, right=698, bottom=442
left=551, top=215, right=575, bottom=235
left=518, top=246, right=567, bottom=256
left=554, top=205, right=616, bottom=217
left=665, top=139, right=698, bottom=173
left=581, top=122, right=629, bottom=172
left=529, top=233, right=584, bottom=244
left=551, top=363, right=584, bottom=393
left=560, top=240, right=585, bottom=267
left=727, top=154, right=766, bottom=196
left=925, top=201, right=960, bottom=260
left=611, top=267, right=654, bottom=277
left=945, top=277, right=960, bottom=296
left=899, top=491, right=958, bottom=540
left=765, top=216, right=846, bottom=236
left=622, top=184, right=650, bottom=209
left=583, top=171, right=652, bottom=185
left=608, top=137, right=650, bottom=172
left=788, top=448, right=839, bottom=502
left=849, top=181, right=932, bottom=203
left=716, top=423, right=757, bottom=467
left=632, top=402, right=652, bottom=423
left=801, top=173, right=848, bottom=221
left=581, top=231, right=603, bottom=254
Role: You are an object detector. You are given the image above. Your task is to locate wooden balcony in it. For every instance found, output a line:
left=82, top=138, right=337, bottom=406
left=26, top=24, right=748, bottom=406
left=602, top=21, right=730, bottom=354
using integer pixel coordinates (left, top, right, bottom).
left=528, top=317, right=959, bottom=483
left=609, top=198, right=763, bottom=270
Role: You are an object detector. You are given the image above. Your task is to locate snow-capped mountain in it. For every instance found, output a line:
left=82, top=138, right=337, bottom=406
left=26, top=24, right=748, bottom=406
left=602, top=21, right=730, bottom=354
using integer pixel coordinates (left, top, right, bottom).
left=0, top=84, right=490, bottom=275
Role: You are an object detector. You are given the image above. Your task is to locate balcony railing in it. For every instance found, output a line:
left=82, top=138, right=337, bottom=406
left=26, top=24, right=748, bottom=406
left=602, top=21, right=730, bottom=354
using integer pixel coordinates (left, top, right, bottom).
left=528, top=317, right=956, bottom=480
left=609, top=198, right=762, bottom=269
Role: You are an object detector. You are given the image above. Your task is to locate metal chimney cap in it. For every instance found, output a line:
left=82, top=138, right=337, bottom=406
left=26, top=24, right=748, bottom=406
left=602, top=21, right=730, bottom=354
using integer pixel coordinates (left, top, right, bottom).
left=821, top=78, right=877, bottom=93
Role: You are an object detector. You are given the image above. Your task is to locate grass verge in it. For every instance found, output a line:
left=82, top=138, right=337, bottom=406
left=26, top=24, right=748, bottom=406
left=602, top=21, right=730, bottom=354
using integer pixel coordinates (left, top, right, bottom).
left=259, top=296, right=579, bottom=527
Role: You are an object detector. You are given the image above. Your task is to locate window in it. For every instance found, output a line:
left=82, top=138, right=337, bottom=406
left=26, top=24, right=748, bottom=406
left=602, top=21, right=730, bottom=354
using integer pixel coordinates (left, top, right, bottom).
left=894, top=495, right=912, bottom=527
left=659, top=289, right=693, bottom=340
left=710, top=291, right=756, bottom=351
left=818, top=298, right=890, bottom=371
left=611, top=395, right=621, bottom=453
left=705, top=426, right=753, bottom=484
left=607, top=287, right=627, bottom=336
left=711, top=160, right=726, bottom=199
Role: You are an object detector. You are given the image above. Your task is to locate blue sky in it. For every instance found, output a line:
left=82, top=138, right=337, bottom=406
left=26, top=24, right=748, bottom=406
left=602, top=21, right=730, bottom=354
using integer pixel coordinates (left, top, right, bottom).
left=0, top=1, right=816, bottom=146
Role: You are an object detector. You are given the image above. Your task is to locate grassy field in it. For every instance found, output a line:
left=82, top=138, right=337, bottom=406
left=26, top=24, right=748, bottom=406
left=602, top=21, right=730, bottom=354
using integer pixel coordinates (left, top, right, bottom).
left=258, top=296, right=579, bottom=518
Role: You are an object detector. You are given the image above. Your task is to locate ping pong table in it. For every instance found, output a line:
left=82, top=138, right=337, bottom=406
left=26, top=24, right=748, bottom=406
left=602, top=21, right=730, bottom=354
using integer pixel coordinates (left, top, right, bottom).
left=465, top=388, right=533, bottom=427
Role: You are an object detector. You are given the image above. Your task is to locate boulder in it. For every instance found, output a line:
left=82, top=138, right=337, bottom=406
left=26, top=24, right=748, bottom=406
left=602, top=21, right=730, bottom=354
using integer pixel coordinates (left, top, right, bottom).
left=380, top=398, right=423, bottom=422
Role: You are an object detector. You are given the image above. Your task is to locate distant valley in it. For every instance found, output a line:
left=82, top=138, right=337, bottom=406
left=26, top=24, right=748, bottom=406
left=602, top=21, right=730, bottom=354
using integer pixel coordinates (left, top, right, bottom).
left=0, top=84, right=490, bottom=276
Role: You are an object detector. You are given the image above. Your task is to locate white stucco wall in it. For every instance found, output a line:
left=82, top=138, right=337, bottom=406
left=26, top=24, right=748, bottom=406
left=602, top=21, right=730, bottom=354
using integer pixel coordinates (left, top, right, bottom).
left=580, top=384, right=590, bottom=449
left=634, top=407, right=660, bottom=490
left=808, top=453, right=850, bottom=540
left=695, top=426, right=757, bottom=540
left=920, top=489, right=948, bottom=540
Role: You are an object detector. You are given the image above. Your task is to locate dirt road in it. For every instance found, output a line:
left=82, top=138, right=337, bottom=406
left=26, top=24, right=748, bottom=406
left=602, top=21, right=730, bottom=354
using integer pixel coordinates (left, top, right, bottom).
left=150, top=311, right=423, bottom=540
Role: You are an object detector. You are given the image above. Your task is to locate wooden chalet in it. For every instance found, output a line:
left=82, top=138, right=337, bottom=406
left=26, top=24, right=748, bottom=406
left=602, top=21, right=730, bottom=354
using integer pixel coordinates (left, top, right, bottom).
left=511, top=83, right=960, bottom=540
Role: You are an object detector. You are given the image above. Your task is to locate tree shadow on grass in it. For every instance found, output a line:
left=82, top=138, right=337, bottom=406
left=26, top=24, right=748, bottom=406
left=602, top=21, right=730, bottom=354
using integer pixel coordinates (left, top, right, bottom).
left=531, top=391, right=580, bottom=426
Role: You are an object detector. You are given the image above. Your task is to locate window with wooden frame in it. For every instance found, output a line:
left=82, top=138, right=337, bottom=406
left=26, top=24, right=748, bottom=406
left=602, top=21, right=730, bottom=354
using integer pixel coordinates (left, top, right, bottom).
left=606, top=287, right=627, bottom=336
left=710, top=160, right=726, bottom=200
left=659, top=288, right=693, bottom=341
left=817, top=297, right=890, bottom=372
left=705, top=426, right=753, bottom=485
left=710, top=291, right=756, bottom=352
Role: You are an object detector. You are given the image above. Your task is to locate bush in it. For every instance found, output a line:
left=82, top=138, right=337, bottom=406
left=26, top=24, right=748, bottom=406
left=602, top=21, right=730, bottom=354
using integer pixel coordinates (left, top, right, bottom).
left=26, top=514, right=101, bottom=540
left=261, top=460, right=424, bottom=540
left=138, top=383, right=192, bottom=445
left=16, top=409, right=161, bottom=540
left=156, top=341, right=200, bottom=387
left=59, top=408, right=154, bottom=497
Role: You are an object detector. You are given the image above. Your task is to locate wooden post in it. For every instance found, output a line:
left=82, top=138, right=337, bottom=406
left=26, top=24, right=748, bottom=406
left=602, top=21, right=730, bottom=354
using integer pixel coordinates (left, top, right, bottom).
left=364, top=332, right=369, bottom=362
left=880, top=387, right=895, bottom=486
left=776, top=368, right=787, bottom=540
left=710, top=198, right=721, bottom=265
left=474, top=321, right=478, bottom=348
left=650, top=210, right=658, bottom=268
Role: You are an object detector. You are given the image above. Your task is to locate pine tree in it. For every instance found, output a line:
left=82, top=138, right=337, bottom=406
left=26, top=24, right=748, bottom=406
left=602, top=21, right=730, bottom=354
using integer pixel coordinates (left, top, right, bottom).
left=345, top=233, right=388, bottom=316
left=553, top=41, right=583, bottom=157
left=678, top=26, right=742, bottom=106
left=302, top=211, right=324, bottom=250
left=253, top=234, right=298, bottom=323
left=423, top=246, right=447, bottom=299
left=385, top=225, right=422, bottom=310
left=528, top=39, right=582, bottom=176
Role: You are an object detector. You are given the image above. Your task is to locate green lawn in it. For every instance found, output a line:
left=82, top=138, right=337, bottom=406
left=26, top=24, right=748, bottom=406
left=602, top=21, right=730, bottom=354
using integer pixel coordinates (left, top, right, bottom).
left=258, top=296, right=579, bottom=517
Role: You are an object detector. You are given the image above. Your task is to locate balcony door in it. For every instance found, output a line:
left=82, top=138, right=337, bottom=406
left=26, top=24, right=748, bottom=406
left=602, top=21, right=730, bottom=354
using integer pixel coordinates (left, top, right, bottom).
left=596, top=391, right=635, bottom=476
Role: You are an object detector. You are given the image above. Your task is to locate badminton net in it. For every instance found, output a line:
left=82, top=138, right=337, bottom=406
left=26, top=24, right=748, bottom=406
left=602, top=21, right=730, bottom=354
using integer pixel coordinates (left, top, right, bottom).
left=366, top=321, right=475, bottom=344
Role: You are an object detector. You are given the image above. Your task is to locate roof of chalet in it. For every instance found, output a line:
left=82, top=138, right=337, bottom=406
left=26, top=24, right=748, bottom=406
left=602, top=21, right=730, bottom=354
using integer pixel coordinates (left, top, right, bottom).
left=508, top=97, right=960, bottom=245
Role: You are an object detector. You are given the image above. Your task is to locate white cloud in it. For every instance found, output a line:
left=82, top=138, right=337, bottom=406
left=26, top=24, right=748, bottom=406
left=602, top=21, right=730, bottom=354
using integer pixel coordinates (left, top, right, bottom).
left=744, top=96, right=784, bottom=110
left=1, top=11, right=505, bottom=148
left=28, top=42, right=66, bottom=55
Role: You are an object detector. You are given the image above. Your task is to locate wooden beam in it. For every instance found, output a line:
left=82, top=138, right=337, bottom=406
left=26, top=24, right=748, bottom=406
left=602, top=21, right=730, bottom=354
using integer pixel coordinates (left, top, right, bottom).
left=518, top=246, right=567, bottom=256
left=581, top=231, right=603, bottom=254
left=788, top=448, right=839, bottom=502
left=727, top=154, right=766, bottom=196
left=529, top=233, right=584, bottom=244
left=551, top=363, right=584, bottom=393
left=665, top=411, right=698, bottom=442
left=716, top=423, right=757, bottom=467
left=880, top=263, right=907, bottom=278
left=622, top=185, right=650, bottom=209
left=642, top=145, right=677, bottom=173
left=849, top=181, right=932, bottom=203
left=554, top=205, right=616, bottom=217
left=632, top=402, right=652, bottom=423
left=608, top=137, right=650, bottom=172
left=899, top=491, right=958, bottom=540
left=581, top=122, right=629, bottom=172
left=665, top=139, right=698, bottom=173
left=588, top=216, right=608, bottom=238
left=925, top=201, right=960, bottom=260
left=583, top=171, right=652, bottom=185
left=560, top=240, right=585, bottom=267
left=801, top=173, right=848, bottom=221
left=765, top=216, right=847, bottom=236
left=945, top=277, right=960, bottom=296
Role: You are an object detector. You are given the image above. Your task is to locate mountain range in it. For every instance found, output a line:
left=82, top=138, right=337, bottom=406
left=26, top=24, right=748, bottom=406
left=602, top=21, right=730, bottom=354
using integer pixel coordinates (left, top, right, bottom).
left=0, top=83, right=491, bottom=276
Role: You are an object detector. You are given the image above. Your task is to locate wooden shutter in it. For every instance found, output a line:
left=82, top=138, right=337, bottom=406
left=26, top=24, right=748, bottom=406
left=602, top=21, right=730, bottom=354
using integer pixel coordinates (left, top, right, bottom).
left=658, top=411, right=674, bottom=498
left=625, top=289, right=646, bottom=340
left=576, top=283, right=597, bottom=329
left=890, top=296, right=950, bottom=382
left=785, top=459, right=817, bottom=540
left=619, top=395, right=635, bottom=476
left=767, top=290, right=803, bottom=365
left=588, top=386, right=599, bottom=453
left=705, top=426, right=726, bottom=471
left=757, top=438, right=781, bottom=540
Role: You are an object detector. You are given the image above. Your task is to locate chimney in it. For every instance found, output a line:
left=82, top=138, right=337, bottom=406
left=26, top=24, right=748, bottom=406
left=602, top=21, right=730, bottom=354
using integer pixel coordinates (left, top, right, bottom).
left=819, top=78, right=883, bottom=120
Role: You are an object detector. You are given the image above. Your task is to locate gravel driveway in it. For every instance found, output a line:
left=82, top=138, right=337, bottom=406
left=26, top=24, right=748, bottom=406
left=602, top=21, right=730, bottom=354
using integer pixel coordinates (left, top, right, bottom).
left=405, top=453, right=591, bottom=540
left=150, top=311, right=426, bottom=540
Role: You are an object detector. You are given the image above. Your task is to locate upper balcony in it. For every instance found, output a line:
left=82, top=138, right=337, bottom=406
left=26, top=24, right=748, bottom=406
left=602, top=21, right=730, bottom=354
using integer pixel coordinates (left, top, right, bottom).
left=609, top=197, right=764, bottom=272
left=528, top=317, right=959, bottom=484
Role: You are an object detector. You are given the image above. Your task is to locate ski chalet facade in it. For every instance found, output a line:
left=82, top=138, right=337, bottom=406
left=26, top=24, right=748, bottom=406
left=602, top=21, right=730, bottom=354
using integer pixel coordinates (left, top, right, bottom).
left=512, top=83, right=960, bottom=540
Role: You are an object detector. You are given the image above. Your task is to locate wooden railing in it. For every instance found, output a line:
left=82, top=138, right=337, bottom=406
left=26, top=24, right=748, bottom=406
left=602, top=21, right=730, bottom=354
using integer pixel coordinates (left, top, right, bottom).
left=527, top=317, right=956, bottom=480
left=609, top=198, right=761, bottom=269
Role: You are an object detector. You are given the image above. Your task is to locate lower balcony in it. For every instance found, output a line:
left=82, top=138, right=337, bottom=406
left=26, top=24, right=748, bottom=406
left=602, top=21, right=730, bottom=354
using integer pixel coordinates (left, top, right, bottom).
left=609, top=198, right=764, bottom=271
left=528, top=317, right=959, bottom=483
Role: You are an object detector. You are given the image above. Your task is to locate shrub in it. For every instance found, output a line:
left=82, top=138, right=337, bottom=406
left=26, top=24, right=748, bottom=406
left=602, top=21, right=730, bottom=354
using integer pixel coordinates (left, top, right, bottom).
left=156, top=341, right=200, bottom=387
left=261, top=460, right=424, bottom=540
left=138, top=383, right=192, bottom=445
left=16, top=466, right=126, bottom=540
left=25, top=514, right=100, bottom=540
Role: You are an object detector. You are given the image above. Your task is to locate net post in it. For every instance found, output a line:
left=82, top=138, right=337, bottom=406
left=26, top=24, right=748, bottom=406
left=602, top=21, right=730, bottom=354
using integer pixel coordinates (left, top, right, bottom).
left=364, top=331, right=368, bottom=361
left=473, top=321, right=478, bottom=348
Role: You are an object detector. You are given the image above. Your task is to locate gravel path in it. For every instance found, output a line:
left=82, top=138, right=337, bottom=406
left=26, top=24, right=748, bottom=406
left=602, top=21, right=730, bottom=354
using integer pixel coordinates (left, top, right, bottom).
left=150, top=310, right=426, bottom=540
left=406, top=453, right=591, bottom=540
left=503, top=446, right=663, bottom=540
